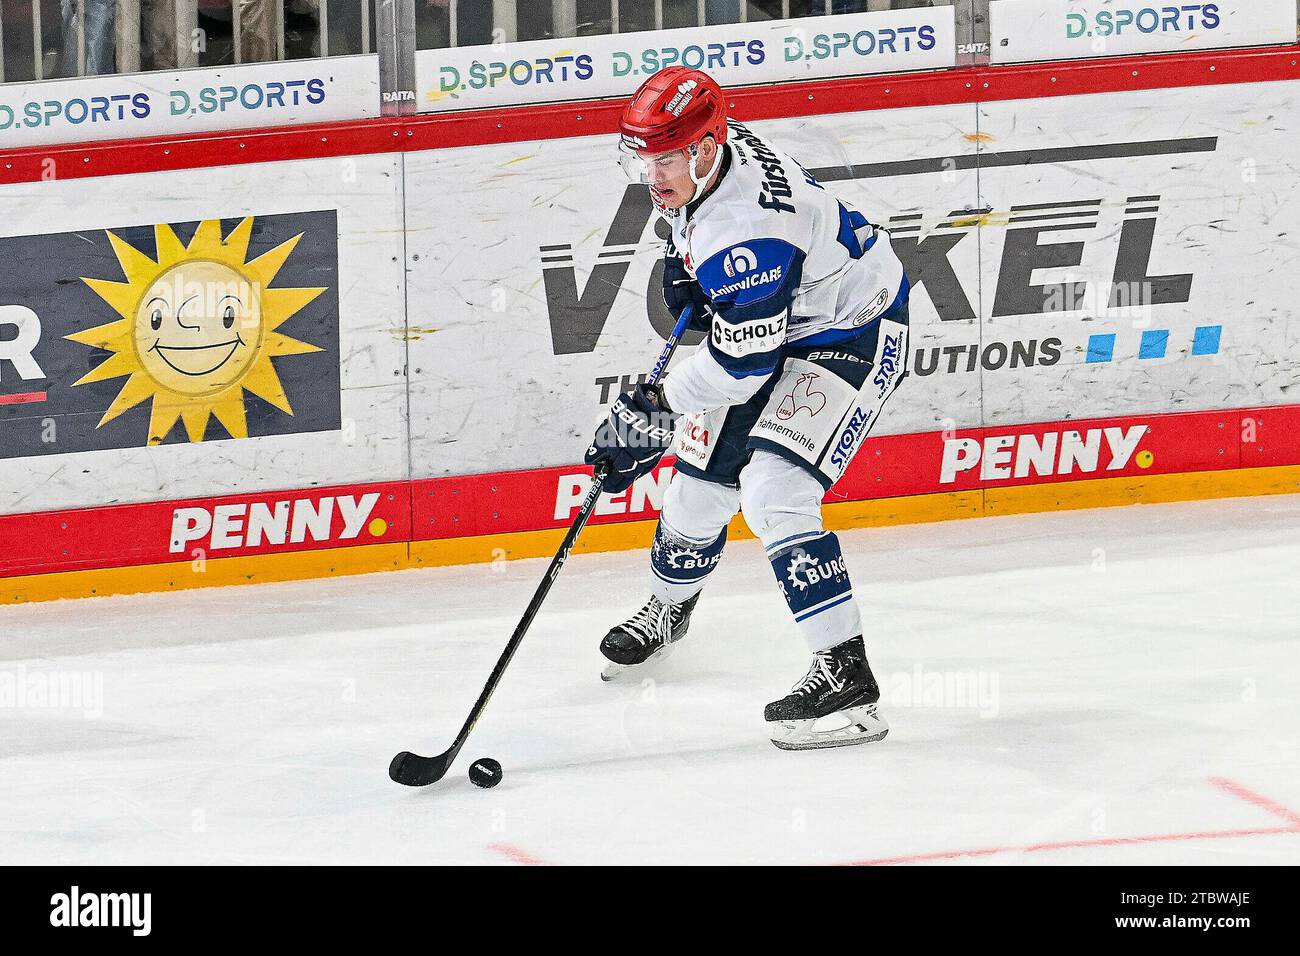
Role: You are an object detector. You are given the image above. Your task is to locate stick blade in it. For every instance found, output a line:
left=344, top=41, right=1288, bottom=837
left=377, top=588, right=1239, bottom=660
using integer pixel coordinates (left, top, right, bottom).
left=389, top=749, right=453, bottom=787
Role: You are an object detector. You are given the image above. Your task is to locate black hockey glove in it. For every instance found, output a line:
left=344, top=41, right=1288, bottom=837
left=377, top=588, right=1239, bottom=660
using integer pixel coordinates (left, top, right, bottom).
left=663, top=252, right=713, bottom=333
left=585, top=384, right=679, bottom=495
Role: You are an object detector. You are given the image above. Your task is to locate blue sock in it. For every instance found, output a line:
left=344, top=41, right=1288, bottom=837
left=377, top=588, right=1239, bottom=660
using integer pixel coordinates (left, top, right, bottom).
left=769, top=532, right=862, bottom=652
left=650, top=523, right=727, bottom=605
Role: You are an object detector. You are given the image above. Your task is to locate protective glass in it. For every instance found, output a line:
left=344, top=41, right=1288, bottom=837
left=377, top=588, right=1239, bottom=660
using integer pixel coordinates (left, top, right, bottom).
left=616, top=143, right=692, bottom=185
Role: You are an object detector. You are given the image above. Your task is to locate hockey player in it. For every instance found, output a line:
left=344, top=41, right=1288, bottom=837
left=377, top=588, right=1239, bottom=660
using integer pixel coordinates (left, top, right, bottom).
left=585, top=67, right=910, bottom=751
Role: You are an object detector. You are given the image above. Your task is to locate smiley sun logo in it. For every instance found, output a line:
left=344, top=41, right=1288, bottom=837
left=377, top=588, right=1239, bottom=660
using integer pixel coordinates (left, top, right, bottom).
left=66, top=217, right=325, bottom=444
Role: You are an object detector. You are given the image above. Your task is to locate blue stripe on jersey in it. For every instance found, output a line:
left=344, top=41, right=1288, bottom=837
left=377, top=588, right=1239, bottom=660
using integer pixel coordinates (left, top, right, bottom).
left=707, top=337, right=780, bottom=379
left=836, top=202, right=873, bottom=260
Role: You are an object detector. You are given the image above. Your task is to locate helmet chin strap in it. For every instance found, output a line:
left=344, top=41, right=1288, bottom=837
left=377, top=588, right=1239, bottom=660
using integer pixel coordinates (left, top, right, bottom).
left=685, top=140, right=724, bottom=204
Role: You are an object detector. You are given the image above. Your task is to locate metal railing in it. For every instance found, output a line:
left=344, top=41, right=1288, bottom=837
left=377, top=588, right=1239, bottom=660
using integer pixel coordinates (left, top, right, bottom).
left=0, top=1, right=964, bottom=81
left=0, top=0, right=378, bottom=81
left=2, top=1, right=1297, bottom=83
left=432, top=2, right=922, bottom=46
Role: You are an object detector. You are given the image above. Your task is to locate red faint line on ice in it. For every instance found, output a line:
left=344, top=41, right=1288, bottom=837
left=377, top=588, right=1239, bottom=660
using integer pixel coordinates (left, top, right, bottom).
left=842, top=826, right=1299, bottom=866
left=1209, top=776, right=1300, bottom=827
left=490, top=843, right=548, bottom=866
left=0, top=391, right=47, bottom=405
left=844, top=778, right=1300, bottom=865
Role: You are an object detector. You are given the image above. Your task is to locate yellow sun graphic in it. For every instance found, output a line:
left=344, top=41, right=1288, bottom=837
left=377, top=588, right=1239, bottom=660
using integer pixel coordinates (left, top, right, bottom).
left=66, top=217, right=326, bottom=444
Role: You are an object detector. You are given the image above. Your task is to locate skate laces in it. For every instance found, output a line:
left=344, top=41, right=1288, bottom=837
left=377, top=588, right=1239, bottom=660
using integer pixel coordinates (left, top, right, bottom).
left=793, top=652, right=843, bottom=696
left=625, top=598, right=674, bottom=646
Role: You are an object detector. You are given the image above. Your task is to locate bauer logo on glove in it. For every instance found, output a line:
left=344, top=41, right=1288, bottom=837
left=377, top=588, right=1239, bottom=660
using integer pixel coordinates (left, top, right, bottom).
left=585, top=384, right=679, bottom=494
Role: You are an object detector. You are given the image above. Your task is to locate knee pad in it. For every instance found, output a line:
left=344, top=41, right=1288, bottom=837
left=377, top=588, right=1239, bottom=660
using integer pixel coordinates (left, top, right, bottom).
left=650, top=472, right=738, bottom=605
left=739, top=451, right=825, bottom=551
left=660, top=471, right=740, bottom=543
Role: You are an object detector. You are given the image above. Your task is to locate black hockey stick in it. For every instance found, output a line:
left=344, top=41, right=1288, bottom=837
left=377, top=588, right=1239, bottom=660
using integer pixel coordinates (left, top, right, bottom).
left=389, top=305, right=695, bottom=787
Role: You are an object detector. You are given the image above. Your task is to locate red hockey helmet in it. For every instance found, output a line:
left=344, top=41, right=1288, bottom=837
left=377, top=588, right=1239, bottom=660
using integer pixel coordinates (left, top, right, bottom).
left=619, top=66, right=728, bottom=156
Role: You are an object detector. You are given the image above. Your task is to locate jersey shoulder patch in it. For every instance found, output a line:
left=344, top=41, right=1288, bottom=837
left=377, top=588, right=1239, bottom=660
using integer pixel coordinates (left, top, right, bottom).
left=694, top=238, right=802, bottom=311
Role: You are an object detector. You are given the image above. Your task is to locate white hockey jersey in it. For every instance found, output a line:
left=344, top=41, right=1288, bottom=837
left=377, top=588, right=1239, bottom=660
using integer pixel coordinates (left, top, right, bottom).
left=661, top=119, right=907, bottom=416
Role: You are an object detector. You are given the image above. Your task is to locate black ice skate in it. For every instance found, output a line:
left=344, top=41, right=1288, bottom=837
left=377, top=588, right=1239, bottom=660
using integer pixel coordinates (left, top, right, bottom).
left=764, top=635, right=889, bottom=750
left=599, top=593, right=700, bottom=682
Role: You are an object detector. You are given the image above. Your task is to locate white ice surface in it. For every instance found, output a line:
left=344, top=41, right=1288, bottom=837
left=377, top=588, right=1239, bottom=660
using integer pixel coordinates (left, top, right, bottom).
left=2, top=495, right=1299, bottom=865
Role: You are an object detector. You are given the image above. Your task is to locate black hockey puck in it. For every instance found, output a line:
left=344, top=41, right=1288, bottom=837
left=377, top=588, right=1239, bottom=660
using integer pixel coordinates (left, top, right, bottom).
left=468, top=757, right=503, bottom=789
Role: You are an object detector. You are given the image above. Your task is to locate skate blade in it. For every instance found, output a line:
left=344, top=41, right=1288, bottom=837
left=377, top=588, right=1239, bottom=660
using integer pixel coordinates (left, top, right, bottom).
left=768, top=704, right=889, bottom=751
left=600, top=643, right=676, bottom=682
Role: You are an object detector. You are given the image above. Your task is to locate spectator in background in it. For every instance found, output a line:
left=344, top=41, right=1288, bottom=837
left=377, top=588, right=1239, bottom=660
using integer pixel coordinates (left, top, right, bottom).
left=286, top=0, right=371, bottom=58
left=198, top=0, right=277, bottom=64
left=134, top=0, right=275, bottom=69
left=417, top=0, right=451, bottom=49
left=705, top=0, right=739, bottom=25
left=236, top=0, right=276, bottom=62
left=715, top=1, right=878, bottom=24
left=57, top=0, right=117, bottom=75
left=321, top=0, right=371, bottom=55
left=139, top=0, right=191, bottom=69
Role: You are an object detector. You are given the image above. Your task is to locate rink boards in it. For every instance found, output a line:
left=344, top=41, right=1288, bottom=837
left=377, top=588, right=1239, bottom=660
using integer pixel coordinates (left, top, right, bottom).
left=1, top=45, right=1298, bottom=601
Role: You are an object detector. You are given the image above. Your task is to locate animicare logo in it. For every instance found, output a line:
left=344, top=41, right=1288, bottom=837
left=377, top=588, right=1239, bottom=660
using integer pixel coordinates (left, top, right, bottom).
left=712, top=266, right=783, bottom=298
left=722, top=246, right=757, bottom=277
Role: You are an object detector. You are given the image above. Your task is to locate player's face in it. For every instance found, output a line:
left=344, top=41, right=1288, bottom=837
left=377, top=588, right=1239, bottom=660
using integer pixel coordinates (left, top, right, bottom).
left=618, top=140, right=714, bottom=210
left=642, top=149, right=695, bottom=208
